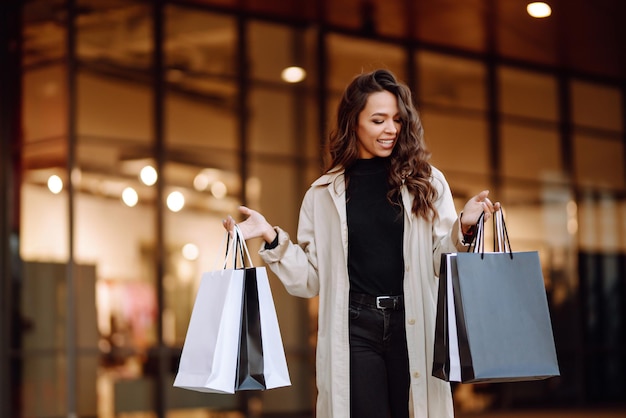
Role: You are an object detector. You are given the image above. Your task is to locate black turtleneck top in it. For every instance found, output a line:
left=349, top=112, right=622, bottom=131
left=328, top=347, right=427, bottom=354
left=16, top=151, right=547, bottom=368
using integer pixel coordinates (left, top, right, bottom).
left=346, top=157, right=404, bottom=296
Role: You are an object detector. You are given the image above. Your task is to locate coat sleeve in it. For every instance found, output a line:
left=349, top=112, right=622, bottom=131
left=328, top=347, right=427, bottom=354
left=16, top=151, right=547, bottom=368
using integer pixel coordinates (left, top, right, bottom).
left=257, top=188, right=320, bottom=298
left=430, top=167, right=467, bottom=276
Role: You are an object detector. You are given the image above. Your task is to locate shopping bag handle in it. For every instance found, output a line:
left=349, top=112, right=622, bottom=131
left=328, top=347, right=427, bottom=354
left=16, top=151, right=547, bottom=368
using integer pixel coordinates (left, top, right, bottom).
left=467, top=212, right=485, bottom=255
left=493, top=209, right=512, bottom=256
left=215, top=224, right=255, bottom=271
left=215, top=227, right=248, bottom=270
left=233, top=224, right=254, bottom=268
left=217, top=230, right=243, bottom=270
left=466, top=209, right=513, bottom=259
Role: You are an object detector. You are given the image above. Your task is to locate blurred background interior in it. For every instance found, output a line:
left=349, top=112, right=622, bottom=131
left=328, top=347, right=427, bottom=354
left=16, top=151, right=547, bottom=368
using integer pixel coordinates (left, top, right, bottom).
left=0, top=0, right=625, bottom=417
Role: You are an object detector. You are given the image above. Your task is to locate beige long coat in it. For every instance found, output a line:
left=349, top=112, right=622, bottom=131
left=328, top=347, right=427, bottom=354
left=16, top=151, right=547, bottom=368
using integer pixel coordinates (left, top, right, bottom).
left=259, top=166, right=467, bottom=418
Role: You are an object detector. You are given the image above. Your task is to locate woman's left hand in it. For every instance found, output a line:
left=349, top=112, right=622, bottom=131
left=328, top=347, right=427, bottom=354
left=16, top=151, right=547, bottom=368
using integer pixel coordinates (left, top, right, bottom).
left=460, top=190, right=501, bottom=233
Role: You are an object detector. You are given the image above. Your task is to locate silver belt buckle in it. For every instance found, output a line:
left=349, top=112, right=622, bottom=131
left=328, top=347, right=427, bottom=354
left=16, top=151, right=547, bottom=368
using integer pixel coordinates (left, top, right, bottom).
left=376, top=296, right=393, bottom=310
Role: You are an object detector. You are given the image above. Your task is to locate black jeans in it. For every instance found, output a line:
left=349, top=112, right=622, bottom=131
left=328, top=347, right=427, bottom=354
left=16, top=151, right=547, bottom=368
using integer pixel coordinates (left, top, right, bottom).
left=349, top=294, right=410, bottom=418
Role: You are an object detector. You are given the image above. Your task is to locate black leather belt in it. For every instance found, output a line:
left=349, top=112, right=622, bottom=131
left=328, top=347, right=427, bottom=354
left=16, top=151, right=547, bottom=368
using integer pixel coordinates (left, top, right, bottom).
left=350, top=292, right=404, bottom=311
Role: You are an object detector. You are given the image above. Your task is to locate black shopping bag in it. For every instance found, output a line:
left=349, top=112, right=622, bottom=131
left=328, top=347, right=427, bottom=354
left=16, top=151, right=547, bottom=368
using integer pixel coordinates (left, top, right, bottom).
left=236, top=266, right=266, bottom=390
left=432, top=211, right=560, bottom=383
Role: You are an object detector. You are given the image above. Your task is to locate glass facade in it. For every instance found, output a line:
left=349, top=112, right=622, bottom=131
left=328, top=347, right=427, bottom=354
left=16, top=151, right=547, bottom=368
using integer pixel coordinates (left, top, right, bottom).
left=2, top=0, right=625, bottom=417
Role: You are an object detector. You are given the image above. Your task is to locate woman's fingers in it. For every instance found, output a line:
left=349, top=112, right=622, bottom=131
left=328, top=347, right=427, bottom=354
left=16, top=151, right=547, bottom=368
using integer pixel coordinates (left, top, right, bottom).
left=222, top=215, right=236, bottom=234
left=222, top=206, right=251, bottom=229
left=475, top=191, right=502, bottom=220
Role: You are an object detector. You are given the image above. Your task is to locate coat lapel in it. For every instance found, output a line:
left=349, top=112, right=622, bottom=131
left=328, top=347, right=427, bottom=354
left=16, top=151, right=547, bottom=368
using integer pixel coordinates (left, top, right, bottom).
left=400, top=184, right=414, bottom=227
left=312, top=169, right=348, bottom=259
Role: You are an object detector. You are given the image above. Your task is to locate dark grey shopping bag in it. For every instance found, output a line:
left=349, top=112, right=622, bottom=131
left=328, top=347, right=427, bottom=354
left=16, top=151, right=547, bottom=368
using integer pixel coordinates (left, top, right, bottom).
left=432, top=211, right=560, bottom=383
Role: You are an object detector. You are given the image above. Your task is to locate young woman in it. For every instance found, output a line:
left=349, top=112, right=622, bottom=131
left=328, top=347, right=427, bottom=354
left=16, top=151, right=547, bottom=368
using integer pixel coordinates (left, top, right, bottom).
left=223, top=69, right=499, bottom=417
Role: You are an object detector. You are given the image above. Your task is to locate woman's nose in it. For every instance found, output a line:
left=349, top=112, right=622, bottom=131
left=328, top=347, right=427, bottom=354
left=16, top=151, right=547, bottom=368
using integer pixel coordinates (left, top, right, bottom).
left=385, top=121, right=397, bottom=134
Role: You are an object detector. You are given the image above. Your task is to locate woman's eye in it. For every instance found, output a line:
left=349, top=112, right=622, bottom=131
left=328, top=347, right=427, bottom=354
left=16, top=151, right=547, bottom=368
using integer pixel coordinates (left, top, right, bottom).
left=394, top=119, right=402, bottom=124
left=373, top=120, right=384, bottom=124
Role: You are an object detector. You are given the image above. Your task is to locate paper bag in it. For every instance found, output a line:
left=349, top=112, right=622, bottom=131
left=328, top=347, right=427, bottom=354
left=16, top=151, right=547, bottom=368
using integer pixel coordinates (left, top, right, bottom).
left=174, top=226, right=291, bottom=393
left=433, top=211, right=560, bottom=383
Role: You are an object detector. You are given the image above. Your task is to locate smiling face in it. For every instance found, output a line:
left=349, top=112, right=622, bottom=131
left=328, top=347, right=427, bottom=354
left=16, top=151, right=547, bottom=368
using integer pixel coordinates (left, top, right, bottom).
left=355, top=90, right=402, bottom=159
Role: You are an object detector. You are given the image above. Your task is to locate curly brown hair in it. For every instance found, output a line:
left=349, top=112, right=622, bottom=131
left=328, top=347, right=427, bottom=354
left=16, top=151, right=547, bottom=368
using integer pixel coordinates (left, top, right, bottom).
left=326, top=69, right=438, bottom=221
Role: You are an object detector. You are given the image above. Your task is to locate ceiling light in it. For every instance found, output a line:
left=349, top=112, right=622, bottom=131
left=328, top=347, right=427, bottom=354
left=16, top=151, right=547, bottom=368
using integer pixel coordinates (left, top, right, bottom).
left=193, top=170, right=213, bottom=191
left=167, top=191, right=185, bottom=212
left=122, top=187, right=139, bottom=207
left=182, top=243, right=199, bottom=261
left=48, top=175, right=63, bottom=194
left=527, top=2, right=551, bottom=18
left=281, top=66, right=306, bottom=83
left=140, top=165, right=158, bottom=186
left=210, top=181, right=227, bottom=199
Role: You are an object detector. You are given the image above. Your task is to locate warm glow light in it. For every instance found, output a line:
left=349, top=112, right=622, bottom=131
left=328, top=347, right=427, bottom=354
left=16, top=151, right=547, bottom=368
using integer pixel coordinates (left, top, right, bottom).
left=47, top=175, right=63, bottom=194
left=281, top=66, right=306, bottom=83
left=210, top=181, right=227, bottom=199
left=122, top=187, right=139, bottom=207
left=567, top=218, right=578, bottom=235
left=193, top=168, right=220, bottom=191
left=182, top=243, right=199, bottom=261
left=566, top=200, right=577, bottom=216
left=167, top=191, right=185, bottom=212
left=527, top=2, right=551, bottom=18
left=140, top=165, right=158, bottom=186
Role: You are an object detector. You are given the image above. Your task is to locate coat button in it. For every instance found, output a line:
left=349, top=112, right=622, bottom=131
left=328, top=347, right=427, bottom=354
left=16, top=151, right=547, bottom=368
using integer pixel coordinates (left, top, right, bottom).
left=414, top=371, right=421, bottom=378
left=407, top=319, right=416, bottom=325
left=405, top=265, right=410, bottom=272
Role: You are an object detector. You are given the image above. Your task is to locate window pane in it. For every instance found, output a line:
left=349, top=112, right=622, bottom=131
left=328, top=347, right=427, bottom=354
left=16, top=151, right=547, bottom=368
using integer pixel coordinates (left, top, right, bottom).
left=501, top=124, right=562, bottom=181
left=578, top=193, right=626, bottom=253
left=247, top=159, right=315, bottom=414
left=22, top=0, right=66, bottom=67
left=248, top=22, right=320, bottom=160
left=77, top=73, right=152, bottom=142
left=74, top=3, right=157, bottom=417
left=249, top=22, right=318, bottom=85
left=422, top=111, right=490, bottom=177
left=416, top=50, right=489, bottom=200
left=499, top=67, right=558, bottom=121
left=163, top=7, right=243, bottom=414
left=250, top=87, right=321, bottom=160
left=574, top=134, right=625, bottom=190
left=22, top=65, right=68, bottom=152
left=327, top=0, right=408, bottom=38
left=413, top=0, right=486, bottom=53
left=327, top=34, right=406, bottom=93
left=572, top=80, right=623, bottom=132
left=421, top=111, right=491, bottom=206
left=417, top=51, right=487, bottom=111
left=21, top=66, right=69, bottom=261
left=166, top=6, right=237, bottom=78
left=20, top=1, right=73, bottom=414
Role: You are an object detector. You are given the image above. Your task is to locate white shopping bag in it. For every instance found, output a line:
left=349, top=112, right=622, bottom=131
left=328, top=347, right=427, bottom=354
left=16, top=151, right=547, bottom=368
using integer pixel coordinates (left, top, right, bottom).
left=173, top=226, right=291, bottom=393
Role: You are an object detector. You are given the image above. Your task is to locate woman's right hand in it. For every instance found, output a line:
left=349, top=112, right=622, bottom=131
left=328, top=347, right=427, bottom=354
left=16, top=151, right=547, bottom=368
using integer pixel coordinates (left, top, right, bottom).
left=223, top=206, right=277, bottom=244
